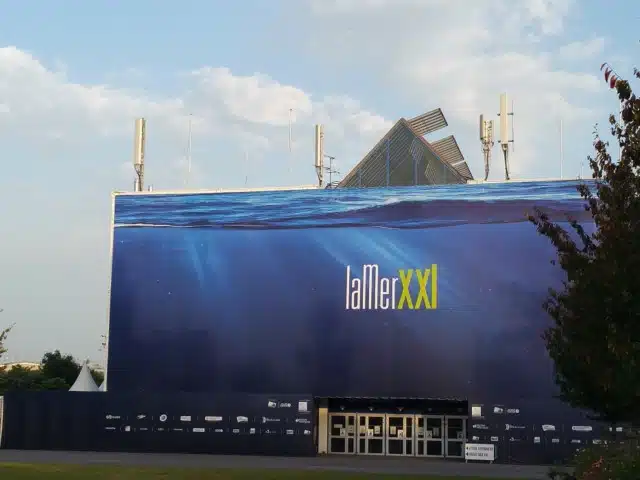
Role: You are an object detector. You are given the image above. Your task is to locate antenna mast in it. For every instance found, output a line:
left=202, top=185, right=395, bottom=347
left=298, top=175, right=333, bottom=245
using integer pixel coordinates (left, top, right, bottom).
left=288, top=108, right=293, bottom=152
left=133, top=118, right=146, bottom=192
left=497, top=94, right=515, bottom=181
left=314, top=124, right=325, bottom=187
left=324, top=154, right=339, bottom=187
left=560, top=118, right=564, bottom=179
left=479, top=114, right=494, bottom=181
left=184, top=114, right=193, bottom=187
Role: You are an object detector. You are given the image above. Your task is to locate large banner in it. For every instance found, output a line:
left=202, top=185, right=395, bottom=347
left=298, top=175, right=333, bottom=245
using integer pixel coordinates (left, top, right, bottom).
left=108, top=181, right=593, bottom=404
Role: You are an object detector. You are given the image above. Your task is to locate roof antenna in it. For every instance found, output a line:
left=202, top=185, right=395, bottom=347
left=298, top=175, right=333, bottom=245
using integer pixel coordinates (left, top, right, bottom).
left=185, top=114, right=193, bottom=188
left=244, top=150, right=249, bottom=186
left=497, top=93, right=514, bottom=181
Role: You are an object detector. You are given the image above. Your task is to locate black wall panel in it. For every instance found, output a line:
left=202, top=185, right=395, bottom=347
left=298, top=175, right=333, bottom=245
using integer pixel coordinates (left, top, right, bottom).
left=1, top=392, right=315, bottom=456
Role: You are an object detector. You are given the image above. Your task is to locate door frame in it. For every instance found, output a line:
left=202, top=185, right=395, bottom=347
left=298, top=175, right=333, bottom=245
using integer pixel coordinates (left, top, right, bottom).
left=327, top=412, right=357, bottom=454
left=422, top=414, right=445, bottom=458
left=356, top=414, right=386, bottom=456
left=385, top=414, right=414, bottom=456
left=444, top=415, right=467, bottom=458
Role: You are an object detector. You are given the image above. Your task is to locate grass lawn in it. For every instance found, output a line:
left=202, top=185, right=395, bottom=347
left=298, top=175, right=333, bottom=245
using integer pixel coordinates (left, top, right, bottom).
left=0, top=463, right=524, bottom=479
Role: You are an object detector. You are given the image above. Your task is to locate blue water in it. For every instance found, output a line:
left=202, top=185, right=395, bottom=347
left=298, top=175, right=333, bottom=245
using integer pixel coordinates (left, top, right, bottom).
left=114, top=180, right=592, bottom=229
left=108, top=180, right=593, bottom=405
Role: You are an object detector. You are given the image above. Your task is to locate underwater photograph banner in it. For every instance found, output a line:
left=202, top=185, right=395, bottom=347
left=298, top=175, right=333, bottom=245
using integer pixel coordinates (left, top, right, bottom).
left=107, top=181, right=593, bottom=403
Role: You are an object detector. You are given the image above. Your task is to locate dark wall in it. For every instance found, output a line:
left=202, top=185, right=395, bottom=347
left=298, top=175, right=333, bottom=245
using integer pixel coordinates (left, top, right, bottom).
left=468, top=398, right=606, bottom=465
left=1, top=392, right=315, bottom=456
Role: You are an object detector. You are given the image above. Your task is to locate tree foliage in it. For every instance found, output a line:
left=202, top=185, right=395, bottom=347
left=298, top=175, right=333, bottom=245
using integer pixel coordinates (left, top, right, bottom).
left=0, top=349, right=104, bottom=394
left=41, top=350, right=83, bottom=386
left=528, top=67, right=640, bottom=424
left=0, top=322, right=14, bottom=365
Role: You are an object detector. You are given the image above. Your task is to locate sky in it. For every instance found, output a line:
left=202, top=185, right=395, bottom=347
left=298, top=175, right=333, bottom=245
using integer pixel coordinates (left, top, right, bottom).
left=0, top=0, right=637, bottom=365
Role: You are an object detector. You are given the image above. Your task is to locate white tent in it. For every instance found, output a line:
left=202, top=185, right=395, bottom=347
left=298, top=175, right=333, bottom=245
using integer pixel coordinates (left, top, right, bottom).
left=69, top=362, right=99, bottom=392
left=98, top=381, right=105, bottom=392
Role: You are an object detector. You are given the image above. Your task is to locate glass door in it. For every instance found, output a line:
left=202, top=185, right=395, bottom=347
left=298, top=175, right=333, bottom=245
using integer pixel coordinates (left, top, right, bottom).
left=357, top=414, right=385, bottom=455
left=445, top=416, right=466, bottom=458
left=424, top=415, right=445, bottom=457
left=386, top=414, right=414, bottom=456
left=328, top=413, right=356, bottom=454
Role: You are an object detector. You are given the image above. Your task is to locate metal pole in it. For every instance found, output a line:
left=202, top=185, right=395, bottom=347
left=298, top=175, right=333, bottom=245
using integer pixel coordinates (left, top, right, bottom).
left=560, top=119, right=564, bottom=179
left=185, top=114, right=193, bottom=187
left=288, top=108, right=292, bottom=152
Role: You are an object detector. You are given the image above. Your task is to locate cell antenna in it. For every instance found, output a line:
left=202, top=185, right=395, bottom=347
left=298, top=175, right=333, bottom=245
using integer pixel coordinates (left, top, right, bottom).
left=497, top=94, right=514, bottom=180
left=185, top=114, right=193, bottom=187
left=314, top=124, right=325, bottom=187
left=133, top=118, right=146, bottom=192
left=479, top=114, right=494, bottom=181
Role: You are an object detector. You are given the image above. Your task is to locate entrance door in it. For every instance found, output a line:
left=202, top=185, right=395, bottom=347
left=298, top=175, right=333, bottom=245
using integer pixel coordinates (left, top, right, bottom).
left=357, top=414, right=385, bottom=455
left=328, top=413, right=356, bottom=454
left=445, top=416, right=466, bottom=458
left=386, top=415, right=414, bottom=456
left=420, top=415, right=445, bottom=457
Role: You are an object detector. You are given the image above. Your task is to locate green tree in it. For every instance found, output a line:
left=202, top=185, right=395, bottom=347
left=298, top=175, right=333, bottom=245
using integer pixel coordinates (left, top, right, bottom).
left=40, top=350, right=104, bottom=388
left=0, top=365, right=43, bottom=392
left=40, top=350, right=81, bottom=386
left=528, top=66, right=640, bottom=424
left=91, top=368, right=104, bottom=386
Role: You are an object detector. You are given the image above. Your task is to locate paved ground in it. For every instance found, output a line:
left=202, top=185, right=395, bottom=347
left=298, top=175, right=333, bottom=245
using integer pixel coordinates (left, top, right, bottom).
left=0, top=450, right=556, bottom=479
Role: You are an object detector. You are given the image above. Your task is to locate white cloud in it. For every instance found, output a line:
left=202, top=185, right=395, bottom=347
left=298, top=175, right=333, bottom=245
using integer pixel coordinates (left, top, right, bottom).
left=0, top=45, right=390, bottom=188
left=556, top=38, right=606, bottom=61
left=305, top=0, right=608, bottom=179
left=191, top=67, right=313, bottom=126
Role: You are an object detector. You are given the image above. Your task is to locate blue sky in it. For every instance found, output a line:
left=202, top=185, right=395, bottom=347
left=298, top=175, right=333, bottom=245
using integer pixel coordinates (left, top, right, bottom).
left=0, top=0, right=636, bottom=364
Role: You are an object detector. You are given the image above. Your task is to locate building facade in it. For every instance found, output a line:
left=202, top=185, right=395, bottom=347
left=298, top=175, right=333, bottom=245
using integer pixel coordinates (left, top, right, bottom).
left=95, top=180, right=600, bottom=464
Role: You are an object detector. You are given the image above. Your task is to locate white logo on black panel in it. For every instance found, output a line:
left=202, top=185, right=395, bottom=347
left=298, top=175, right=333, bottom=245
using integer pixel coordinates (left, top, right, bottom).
left=262, top=417, right=281, bottom=424
left=572, top=425, right=593, bottom=432
left=505, top=424, right=525, bottom=431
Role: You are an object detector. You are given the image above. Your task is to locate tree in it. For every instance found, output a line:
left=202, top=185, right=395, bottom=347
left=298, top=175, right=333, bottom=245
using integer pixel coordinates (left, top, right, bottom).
left=0, top=325, right=11, bottom=363
left=40, top=350, right=104, bottom=388
left=91, top=368, right=104, bottom=386
left=0, top=365, right=42, bottom=392
left=40, top=350, right=82, bottom=386
left=528, top=66, right=640, bottom=424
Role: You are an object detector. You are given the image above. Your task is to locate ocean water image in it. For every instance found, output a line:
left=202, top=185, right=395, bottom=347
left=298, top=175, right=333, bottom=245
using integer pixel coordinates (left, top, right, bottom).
left=108, top=180, right=594, bottom=407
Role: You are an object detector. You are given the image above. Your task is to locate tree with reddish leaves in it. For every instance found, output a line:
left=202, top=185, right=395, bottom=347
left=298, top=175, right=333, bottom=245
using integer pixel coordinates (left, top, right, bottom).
left=528, top=64, right=640, bottom=425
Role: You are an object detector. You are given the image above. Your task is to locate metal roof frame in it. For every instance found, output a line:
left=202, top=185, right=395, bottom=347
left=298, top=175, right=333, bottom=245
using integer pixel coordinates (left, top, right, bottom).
left=406, top=108, right=448, bottom=136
